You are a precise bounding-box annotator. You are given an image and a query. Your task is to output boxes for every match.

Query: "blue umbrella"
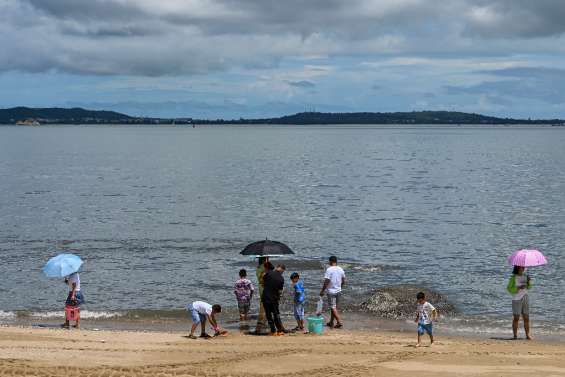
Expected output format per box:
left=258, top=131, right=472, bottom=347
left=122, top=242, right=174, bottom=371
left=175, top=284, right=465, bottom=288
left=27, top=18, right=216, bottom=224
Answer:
left=43, top=253, right=83, bottom=278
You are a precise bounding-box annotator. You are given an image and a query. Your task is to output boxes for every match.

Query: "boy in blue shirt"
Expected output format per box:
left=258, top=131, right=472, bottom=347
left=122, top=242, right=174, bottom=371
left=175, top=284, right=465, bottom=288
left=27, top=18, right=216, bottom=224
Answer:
left=290, top=272, right=307, bottom=333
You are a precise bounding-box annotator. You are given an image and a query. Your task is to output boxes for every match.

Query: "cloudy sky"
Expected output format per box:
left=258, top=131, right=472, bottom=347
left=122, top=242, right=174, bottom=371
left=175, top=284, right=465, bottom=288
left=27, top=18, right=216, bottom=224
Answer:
left=1, top=0, right=565, bottom=119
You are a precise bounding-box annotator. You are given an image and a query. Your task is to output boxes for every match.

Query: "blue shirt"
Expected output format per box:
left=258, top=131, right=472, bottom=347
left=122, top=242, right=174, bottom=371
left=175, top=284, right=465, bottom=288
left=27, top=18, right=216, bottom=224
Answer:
left=293, top=280, right=305, bottom=304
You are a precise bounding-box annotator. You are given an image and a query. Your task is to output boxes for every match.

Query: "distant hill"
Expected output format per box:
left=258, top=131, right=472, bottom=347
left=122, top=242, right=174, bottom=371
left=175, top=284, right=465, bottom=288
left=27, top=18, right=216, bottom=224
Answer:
left=233, top=111, right=564, bottom=125
left=0, top=107, right=133, bottom=124
left=1, top=107, right=563, bottom=125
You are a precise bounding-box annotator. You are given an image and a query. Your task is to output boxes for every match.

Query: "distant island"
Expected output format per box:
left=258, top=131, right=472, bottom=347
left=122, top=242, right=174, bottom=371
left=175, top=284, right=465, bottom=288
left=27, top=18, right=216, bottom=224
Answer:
left=1, top=106, right=564, bottom=125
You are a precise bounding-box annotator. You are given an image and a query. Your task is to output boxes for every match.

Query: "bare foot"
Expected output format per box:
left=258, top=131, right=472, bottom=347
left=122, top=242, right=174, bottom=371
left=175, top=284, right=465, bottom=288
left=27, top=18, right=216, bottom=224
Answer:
left=415, top=343, right=421, bottom=348
left=526, top=335, right=533, bottom=340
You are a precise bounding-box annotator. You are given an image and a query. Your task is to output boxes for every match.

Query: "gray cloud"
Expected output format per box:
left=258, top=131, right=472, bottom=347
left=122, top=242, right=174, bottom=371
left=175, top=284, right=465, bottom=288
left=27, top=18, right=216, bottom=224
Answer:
left=464, top=0, right=565, bottom=38
left=445, top=67, right=565, bottom=104
left=1, top=1, right=565, bottom=76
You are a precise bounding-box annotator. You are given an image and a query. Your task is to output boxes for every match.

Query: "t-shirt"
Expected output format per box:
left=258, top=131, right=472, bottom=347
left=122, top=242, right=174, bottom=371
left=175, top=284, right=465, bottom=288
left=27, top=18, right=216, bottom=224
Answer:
left=293, top=280, right=305, bottom=304
left=192, top=301, right=213, bottom=316
left=262, top=270, right=284, bottom=304
left=513, top=274, right=528, bottom=301
left=234, top=278, right=255, bottom=302
left=67, top=273, right=80, bottom=291
left=324, top=266, right=345, bottom=294
left=417, top=301, right=436, bottom=325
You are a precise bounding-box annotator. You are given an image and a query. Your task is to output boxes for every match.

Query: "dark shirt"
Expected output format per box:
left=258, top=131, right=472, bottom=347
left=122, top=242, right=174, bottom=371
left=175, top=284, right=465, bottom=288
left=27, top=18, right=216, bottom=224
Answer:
left=262, top=270, right=284, bottom=304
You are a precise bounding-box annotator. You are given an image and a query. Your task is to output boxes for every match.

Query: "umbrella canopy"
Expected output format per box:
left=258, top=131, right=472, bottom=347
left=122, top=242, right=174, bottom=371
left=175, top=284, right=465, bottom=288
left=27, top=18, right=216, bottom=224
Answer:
left=43, top=253, right=83, bottom=278
left=240, top=239, right=294, bottom=257
left=507, top=249, right=547, bottom=267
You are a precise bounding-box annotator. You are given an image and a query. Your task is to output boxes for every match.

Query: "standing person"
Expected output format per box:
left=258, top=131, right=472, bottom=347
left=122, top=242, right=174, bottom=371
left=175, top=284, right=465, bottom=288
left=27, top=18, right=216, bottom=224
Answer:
left=415, top=292, right=438, bottom=347
left=63, top=272, right=84, bottom=329
left=319, top=256, right=345, bottom=328
left=187, top=301, right=223, bottom=339
left=234, top=269, right=255, bottom=321
left=507, top=266, right=532, bottom=340
left=290, top=272, right=307, bottom=333
left=255, top=257, right=269, bottom=333
left=262, top=264, right=287, bottom=336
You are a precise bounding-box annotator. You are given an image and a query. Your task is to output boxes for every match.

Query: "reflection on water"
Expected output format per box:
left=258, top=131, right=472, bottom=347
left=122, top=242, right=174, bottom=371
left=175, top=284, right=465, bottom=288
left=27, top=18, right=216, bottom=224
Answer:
left=0, top=124, right=564, bottom=331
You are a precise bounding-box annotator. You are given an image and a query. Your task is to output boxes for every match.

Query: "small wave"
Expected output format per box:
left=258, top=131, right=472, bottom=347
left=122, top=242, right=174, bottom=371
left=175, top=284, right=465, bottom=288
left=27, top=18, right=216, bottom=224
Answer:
left=27, top=310, right=124, bottom=319
left=0, top=310, right=16, bottom=319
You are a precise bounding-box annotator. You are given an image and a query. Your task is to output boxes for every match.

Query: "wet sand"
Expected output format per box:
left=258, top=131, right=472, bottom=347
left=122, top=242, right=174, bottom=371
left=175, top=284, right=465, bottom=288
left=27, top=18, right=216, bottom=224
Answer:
left=1, top=325, right=565, bottom=376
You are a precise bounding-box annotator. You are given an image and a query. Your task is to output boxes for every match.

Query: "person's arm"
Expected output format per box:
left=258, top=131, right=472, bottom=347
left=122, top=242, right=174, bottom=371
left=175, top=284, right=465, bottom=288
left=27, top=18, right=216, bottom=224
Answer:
left=526, top=275, right=532, bottom=290
left=208, top=314, right=219, bottom=332
left=414, top=310, right=420, bottom=323
left=507, top=276, right=519, bottom=295
left=320, top=278, right=330, bottom=297
left=70, top=282, right=77, bottom=299
left=341, top=275, right=346, bottom=288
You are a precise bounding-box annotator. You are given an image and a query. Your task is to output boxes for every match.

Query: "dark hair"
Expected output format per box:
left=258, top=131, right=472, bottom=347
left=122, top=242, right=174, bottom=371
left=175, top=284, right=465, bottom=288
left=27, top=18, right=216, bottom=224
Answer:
left=277, top=264, right=286, bottom=271
left=266, top=262, right=274, bottom=271
left=290, top=272, right=299, bottom=280
left=329, top=255, right=337, bottom=264
left=239, top=269, right=247, bottom=278
left=258, top=257, right=266, bottom=266
left=512, top=265, right=523, bottom=275
left=212, top=304, right=222, bottom=313
left=416, top=292, right=425, bottom=300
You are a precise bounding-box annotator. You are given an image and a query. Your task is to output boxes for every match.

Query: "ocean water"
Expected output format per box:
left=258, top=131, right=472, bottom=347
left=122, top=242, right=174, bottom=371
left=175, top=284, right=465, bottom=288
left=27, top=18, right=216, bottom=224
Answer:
left=0, top=124, right=564, bottom=335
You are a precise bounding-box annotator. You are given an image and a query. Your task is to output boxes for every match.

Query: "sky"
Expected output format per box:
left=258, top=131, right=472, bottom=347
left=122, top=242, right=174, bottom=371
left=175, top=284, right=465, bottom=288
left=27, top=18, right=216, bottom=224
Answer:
left=1, top=0, right=565, bottom=119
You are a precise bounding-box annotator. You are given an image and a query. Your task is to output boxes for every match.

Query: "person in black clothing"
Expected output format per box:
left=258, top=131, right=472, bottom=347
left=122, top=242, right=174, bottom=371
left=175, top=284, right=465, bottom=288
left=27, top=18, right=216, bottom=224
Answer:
left=262, top=264, right=287, bottom=336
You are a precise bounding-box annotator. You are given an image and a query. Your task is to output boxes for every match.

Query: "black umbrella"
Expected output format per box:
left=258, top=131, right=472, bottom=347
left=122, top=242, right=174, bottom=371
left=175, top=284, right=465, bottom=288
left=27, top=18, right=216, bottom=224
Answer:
left=240, top=239, right=294, bottom=257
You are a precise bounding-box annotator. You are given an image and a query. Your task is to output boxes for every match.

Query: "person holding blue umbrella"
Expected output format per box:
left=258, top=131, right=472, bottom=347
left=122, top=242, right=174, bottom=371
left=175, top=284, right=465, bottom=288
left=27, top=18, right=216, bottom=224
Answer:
left=43, top=253, right=85, bottom=329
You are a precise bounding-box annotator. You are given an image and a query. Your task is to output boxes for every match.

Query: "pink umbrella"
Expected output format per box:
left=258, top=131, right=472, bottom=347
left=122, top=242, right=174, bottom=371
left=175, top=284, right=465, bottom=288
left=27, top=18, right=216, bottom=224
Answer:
left=507, top=249, right=548, bottom=267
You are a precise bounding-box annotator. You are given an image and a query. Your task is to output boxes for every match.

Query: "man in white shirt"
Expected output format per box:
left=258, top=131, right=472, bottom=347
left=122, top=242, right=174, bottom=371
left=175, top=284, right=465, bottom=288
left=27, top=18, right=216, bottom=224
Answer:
left=319, top=256, right=345, bottom=328
left=187, top=301, right=224, bottom=339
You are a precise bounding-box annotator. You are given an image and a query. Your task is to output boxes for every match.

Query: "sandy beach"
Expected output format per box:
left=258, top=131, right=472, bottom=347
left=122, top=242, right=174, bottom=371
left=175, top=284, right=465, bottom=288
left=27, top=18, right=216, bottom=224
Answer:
left=1, top=326, right=564, bottom=376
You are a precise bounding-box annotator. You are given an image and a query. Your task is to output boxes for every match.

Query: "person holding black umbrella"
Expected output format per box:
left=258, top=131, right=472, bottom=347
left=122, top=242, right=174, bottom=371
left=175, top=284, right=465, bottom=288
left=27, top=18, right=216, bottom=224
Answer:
left=262, top=264, right=287, bottom=336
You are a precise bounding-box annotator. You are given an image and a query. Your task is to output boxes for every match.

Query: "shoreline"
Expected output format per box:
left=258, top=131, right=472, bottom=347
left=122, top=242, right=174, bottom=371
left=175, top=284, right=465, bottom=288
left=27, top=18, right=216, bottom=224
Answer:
left=2, top=309, right=564, bottom=344
left=1, top=325, right=565, bottom=376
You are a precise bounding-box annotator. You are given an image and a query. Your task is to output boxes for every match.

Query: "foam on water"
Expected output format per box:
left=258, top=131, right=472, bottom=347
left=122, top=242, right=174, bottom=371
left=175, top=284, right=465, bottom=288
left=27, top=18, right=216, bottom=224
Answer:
left=21, top=310, right=124, bottom=320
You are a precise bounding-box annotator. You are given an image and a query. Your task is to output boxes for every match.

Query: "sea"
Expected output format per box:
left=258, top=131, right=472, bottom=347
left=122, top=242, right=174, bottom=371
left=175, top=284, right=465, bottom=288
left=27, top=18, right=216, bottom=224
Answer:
left=0, top=124, right=564, bottom=338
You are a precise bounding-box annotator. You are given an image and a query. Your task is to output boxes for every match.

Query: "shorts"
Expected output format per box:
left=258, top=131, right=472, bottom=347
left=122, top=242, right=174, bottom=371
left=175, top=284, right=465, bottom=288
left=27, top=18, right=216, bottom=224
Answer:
left=327, top=292, right=340, bottom=309
left=417, top=323, right=433, bottom=336
left=188, top=306, right=206, bottom=324
left=512, top=296, right=529, bottom=316
left=237, top=300, right=250, bottom=315
left=294, top=302, right=305, bottom=320
left=65, top=291, right=84, bottom=307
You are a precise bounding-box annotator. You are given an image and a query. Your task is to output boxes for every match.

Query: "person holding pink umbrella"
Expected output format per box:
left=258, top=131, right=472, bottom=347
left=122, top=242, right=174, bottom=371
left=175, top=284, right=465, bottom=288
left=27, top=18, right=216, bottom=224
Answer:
left=507, top=249, right=548, bottom=340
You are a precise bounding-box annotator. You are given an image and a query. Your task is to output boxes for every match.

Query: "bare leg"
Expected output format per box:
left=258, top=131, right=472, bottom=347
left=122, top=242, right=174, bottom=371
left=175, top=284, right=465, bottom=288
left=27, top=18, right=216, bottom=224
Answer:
left=200, top=318, right=207, bottom=336
left=331, top=308, right=342, bottom=325
left=74, top=313, right=80, bottom=329
left=512, top=315, right=520, bottom=339
left=429, top=334, right=434, bottom=345
left=524, top=315, right=532, bottom=340
left=190, top=323, right=197, bottom=336
left=416, top=333, right=422, bottom=347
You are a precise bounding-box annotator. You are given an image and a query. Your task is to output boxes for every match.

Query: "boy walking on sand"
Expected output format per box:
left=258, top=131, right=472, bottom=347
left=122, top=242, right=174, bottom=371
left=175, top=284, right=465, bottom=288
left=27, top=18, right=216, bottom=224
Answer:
left=290, top=272, right=307, bottom=333
left=415, top=292, right=438, bottom=347
left=234, top=269, right=255, bottom=321
left=187, top=301, right=223, bottom=339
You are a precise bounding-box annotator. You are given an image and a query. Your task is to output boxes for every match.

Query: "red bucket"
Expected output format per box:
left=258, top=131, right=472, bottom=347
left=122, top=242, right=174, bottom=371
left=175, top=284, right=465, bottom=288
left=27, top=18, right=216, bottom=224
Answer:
left=65, top=305, right=80, bottom=321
